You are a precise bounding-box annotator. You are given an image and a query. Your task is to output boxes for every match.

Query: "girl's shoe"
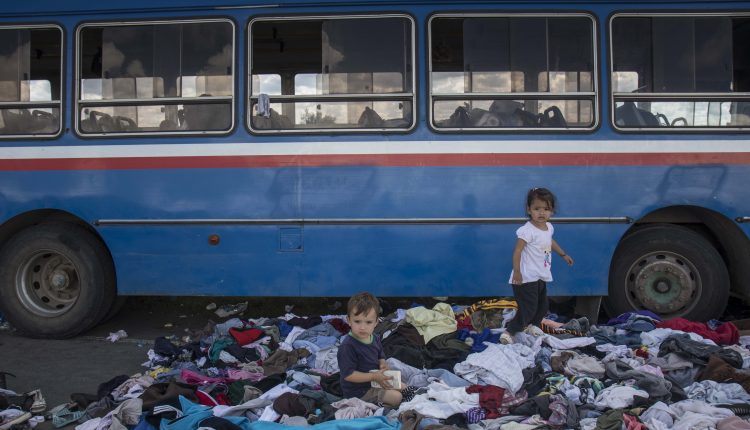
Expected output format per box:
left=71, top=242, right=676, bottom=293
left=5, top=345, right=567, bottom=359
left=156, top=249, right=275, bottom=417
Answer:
left=524, top=325, right=545, bottom=337
left=500, top=332, right=514, bottom=344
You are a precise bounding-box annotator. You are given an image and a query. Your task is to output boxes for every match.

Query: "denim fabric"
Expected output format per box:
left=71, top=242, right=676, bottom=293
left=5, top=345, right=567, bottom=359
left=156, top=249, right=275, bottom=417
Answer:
left=535, top=347, right=553, bottom=373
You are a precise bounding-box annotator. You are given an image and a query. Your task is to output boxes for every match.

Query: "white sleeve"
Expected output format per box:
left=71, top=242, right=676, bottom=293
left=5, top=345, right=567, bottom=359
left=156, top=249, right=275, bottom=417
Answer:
left=516, top=224, right=533, bottom=243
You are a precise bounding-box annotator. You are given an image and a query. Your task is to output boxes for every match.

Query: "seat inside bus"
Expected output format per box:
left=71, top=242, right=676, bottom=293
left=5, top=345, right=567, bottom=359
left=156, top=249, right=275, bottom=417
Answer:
left=615, top=101, right=660, bottom=127
left=0, top=109, right=58, bottom=134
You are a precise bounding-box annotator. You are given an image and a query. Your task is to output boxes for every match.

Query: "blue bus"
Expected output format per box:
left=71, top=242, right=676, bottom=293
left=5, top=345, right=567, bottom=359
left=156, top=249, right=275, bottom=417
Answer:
left=0, top=0, right=749, bottom=338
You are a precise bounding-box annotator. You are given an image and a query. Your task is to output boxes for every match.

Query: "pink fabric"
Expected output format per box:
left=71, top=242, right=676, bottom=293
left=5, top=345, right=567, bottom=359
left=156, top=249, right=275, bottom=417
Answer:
left=623, top=413, right=647, bottom=430
left=180, top=369, right=229, bottom=386
left=226, top=369, right=264, bottom=382
left=656, top=318, right=739, bottom=345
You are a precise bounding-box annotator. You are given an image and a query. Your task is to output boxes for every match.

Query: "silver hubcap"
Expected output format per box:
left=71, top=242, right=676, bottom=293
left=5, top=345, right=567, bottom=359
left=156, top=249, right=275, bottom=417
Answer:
left=16, top=250, right=80, bottom=316
left=624, top=251, right=699, bottom=316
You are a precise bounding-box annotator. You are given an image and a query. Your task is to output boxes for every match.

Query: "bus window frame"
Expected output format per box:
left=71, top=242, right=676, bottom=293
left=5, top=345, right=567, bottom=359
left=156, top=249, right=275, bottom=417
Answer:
left=246, top=13, right=418, bottom=135
left=74, top=17, right=236, bottom=138
left=0, top=23, right=64, bottom=140
left=609, top=11, right=750, bottom=133
left=427, top=12, right=600, bottom=133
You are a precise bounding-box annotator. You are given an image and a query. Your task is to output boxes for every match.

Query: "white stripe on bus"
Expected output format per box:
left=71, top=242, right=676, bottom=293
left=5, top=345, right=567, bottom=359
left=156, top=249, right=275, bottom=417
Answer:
left=0, top=140, right=748, bottom=159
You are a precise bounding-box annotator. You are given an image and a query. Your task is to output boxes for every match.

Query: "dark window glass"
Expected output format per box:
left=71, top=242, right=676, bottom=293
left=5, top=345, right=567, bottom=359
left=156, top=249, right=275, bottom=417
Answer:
left=612, top=15, right=750, bottom=129
left=0, top=27, right=61, bottom=136
left=78, top=21, right=233, bottom=134
left=249, top=16, right=414, bottom=131
left=430, top=16, right=595, bottom=130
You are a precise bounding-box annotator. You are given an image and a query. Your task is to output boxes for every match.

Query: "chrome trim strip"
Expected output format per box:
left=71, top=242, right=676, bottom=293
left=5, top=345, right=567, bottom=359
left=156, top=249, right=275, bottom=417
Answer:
left=0, top=101, right=61, bottom=108
left=75, top=18, right=236, bottom=138
left=247, top=14, right=417, bottom=135
left=613, top=93, right=750, bottom=101
left=433, top=92, right=596, bottom=99
left=96, top=217, right=632, bottom=226
left=736, top=217, right=750, bottom=223
left=427, top=12, right=599, bottom=133
left=249, top=94, right=413, bottom=101
left=79, top=96, right=231, bottom=106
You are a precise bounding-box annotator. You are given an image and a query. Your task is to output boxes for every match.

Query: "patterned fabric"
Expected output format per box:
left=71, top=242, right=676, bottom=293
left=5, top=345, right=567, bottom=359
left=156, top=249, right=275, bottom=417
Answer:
left=462, top=299, right=517, bottom=317
left=497, top=389, right=528, bottom=416
left=401, top=386, right=418, bottom=403
left=541, top=322, right=585, bottom=337
left=465, top=407, right=486, bottom=424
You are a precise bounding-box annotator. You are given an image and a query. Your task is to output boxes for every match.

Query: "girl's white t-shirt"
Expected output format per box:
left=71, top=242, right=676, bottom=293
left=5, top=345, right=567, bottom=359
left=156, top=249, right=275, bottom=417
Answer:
left=508, top=221, right=554, bottom=283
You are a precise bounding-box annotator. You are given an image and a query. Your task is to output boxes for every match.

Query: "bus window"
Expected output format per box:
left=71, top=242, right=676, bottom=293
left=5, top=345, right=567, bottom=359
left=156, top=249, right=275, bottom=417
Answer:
left=248, top=15, right=415, bottom=133
left=77, top=19, right=234, bottom=135
left=429, top=15, right=596, bottom=131
left=0, top=26, right=62, bottom=137
left=611, top=14, right=750, bottom=130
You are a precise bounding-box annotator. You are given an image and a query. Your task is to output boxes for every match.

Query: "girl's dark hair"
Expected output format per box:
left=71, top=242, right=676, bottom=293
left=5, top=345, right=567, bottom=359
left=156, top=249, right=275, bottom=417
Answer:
left=526, top=187, right=557, bottom=212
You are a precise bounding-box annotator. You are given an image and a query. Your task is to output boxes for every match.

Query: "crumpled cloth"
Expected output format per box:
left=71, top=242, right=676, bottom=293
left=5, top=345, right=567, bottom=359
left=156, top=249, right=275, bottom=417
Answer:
left=406, top=303, right=457, bottom=344
left=453, top=343, right=534, bottom=393
left=331, top=397, right=379, bottom=419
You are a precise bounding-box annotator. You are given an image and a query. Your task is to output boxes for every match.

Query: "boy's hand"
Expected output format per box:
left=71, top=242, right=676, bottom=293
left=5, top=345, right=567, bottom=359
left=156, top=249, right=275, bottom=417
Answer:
left=563, top=255, right=574, bottom=266
left=371, top=369, right=392, bottom=389
left=379, top=362, right=388, bottom=371
left=512, top=273, right=523, bottom=285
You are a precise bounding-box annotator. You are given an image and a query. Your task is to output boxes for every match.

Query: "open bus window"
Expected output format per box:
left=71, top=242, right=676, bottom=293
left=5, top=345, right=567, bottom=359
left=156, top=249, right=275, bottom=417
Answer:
left=0, top=26, right=62, bottom=137
left=248, top=16, right=415, bottom=132
left=77, top=20, right=234, bottom=135
left=612, top=15, right=750, bottom=130
left=429, top=15, right=596, bottom=130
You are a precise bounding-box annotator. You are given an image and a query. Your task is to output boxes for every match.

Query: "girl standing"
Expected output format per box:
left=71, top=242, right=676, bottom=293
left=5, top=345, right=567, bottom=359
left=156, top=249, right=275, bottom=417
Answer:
left=501, top=188, right=574, bottom=344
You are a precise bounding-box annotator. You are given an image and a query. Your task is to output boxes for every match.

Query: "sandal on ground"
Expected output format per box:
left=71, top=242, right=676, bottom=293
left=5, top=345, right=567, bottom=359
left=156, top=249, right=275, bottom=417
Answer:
left=25, top=390, right=46, bottom=414
left=49, top=405, right=84, bottom=429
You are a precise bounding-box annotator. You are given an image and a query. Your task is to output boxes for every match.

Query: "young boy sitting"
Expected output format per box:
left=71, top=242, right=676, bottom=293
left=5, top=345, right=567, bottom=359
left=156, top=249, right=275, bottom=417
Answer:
left=337, top=292, right=403, bottom=407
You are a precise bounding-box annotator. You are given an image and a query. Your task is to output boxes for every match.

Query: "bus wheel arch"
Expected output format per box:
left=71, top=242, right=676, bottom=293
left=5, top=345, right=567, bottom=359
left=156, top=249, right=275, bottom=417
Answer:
left=631, top=206, right=750, bottom=302
left=605, top=206, right=742, bottom=321
left=0, top=213, right=117, bottom=338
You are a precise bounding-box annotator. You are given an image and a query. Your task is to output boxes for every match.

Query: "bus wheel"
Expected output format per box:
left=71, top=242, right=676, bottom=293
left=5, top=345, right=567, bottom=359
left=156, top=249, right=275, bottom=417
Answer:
left=0, top=223, right=115, bottom=338
left=605, top=224, right=729, bottom=321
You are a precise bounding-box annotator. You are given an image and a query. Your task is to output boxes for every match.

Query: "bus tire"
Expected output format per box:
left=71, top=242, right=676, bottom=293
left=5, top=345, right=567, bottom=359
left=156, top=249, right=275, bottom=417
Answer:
left=0, top=223, right=116, bottom=338
left=605, top=224, right=729, bottom=321
left=100, top=296, right=127, bottom=324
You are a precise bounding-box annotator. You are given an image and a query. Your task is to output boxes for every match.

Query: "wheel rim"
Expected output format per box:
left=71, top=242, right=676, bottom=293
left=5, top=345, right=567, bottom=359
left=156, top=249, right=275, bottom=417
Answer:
left=624, top=250, right=700, bottom=316
left=15, top=250, right=80, bottom=317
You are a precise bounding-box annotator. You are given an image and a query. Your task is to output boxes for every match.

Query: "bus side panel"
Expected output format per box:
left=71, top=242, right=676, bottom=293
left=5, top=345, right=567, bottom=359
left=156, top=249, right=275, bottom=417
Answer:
left=101, top=225, right=303, bottom=296
left=0, top=162, right=745, bottom=297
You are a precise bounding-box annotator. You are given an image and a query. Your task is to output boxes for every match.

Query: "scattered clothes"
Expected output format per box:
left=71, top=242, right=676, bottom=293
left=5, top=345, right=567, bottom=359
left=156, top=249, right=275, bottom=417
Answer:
left=657, top=318, right=740, bottom=346
left=7, top=298, right=750, bottom=430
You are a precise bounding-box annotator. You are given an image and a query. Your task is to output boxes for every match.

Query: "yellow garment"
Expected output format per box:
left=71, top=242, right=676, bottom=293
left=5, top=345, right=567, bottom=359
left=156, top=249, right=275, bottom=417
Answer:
left=405, top=302, right=457, bottom=344
left=462, top=298, right=517, bottom=317
left=147, top=367, right=170, bottom=379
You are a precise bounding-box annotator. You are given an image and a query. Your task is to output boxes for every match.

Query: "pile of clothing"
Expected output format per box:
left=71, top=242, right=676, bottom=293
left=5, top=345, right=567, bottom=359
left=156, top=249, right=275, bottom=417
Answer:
left=20, top=299, right=750, bottom=430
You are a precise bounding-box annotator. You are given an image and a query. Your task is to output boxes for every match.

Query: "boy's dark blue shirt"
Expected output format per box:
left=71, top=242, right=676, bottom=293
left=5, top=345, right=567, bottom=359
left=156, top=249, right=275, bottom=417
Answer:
left=337, top=334, right=385, bottom=398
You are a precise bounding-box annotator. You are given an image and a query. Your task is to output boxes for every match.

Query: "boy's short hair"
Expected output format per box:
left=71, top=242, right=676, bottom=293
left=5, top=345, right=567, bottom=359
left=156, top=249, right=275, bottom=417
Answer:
left=347, top=292, right=380, bottom=316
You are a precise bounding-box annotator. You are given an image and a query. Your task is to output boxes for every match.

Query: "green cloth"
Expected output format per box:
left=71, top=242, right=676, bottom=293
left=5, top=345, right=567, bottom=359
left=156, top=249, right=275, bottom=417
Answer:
left=405, top=303, right=457, bottom=344
left=595, top=408, right=624, bottom=430
left=209, top=337, right=236, bottom=363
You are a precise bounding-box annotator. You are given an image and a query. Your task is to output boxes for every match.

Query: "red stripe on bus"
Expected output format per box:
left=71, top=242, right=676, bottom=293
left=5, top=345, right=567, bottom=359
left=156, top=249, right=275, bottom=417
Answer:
left=0, top=152, right=749, bottom=170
